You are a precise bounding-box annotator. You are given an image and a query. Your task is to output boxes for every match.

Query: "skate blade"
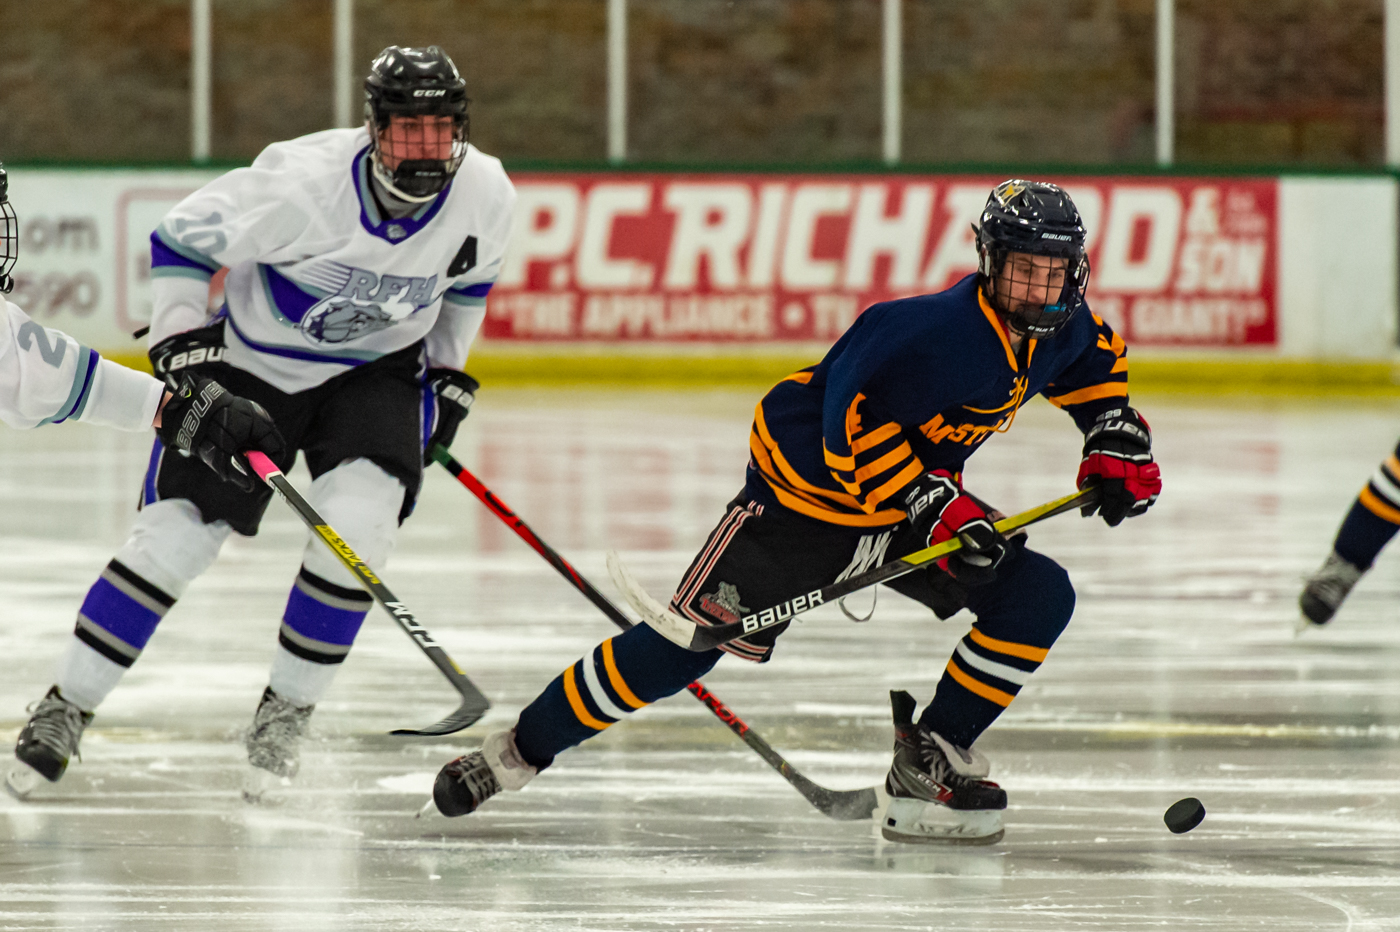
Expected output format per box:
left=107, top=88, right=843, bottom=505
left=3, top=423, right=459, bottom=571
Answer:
left=4, top=761, right=45, bottom=800
left=240, top=765, right=291, bottom=804
left=1294, top=613, right=1325, bottom=637
left=414, top=795, right=437, bottom=819
left=880, top=798, right=1004, bottom=846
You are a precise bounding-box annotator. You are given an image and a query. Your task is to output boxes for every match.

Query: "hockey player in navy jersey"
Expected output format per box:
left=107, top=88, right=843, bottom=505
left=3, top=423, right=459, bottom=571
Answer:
left=429, top=180, right=1161, bottom=843
left=1300, top=446, right=1400, bottom=628
left=8, top=46, right=515, bottom=799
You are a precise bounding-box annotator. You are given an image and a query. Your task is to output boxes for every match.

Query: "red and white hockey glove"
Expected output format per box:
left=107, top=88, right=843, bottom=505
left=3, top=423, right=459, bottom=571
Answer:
left=1077, top=406, right=1162, bottom=527
left=903, top=470, right=1009, bottom=587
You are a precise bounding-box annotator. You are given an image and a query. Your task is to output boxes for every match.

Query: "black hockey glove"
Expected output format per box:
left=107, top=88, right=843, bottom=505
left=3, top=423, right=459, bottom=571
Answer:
left=1077, top=406, right=1163, bottom=527
left=903, top=470, right=1009, bottom=587
left=157, top=374, right=287, bottom=494
left=149, top=321, right=228, bottom=382
left=424, top=368, right=479, bottom=463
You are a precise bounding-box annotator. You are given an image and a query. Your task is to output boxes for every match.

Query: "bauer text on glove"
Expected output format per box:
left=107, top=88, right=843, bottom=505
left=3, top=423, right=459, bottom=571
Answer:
left=157, top=374, right=287, bottom=493
left=1076, top=406, right=1161, bottom=527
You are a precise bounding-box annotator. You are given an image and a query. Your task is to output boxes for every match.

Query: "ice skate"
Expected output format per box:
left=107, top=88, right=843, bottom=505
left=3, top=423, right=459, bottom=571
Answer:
left=244, top=687, right=314, bottom=781
left=430, top=729, right=537, bottom=817
left=880, top=690, right=1005, bottom=845
left=1299, top=552, right=1365, bottom=632
left=6, top=686, right=94, bottom=799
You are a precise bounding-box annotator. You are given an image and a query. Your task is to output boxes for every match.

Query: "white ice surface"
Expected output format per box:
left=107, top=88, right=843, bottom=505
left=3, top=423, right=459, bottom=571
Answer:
left=3, top=389, right=1400, bottom=929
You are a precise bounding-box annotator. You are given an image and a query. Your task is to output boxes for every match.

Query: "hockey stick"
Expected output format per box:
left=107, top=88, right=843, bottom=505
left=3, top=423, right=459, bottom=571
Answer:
left=246, top=451, right=490, bottom=737
left=429, top=444, right=880, bottom=821
left=611, top=486, right=1099, bottom=653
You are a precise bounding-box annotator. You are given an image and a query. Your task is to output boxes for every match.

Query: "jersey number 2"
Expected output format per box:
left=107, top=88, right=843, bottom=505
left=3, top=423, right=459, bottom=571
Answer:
left=448, top=235, right=477, bottom=276
left=17, top=321, right=67, bottom=369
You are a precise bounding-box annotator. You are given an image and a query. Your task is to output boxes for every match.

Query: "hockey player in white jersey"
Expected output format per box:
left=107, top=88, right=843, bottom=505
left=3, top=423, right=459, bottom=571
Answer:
left=9, top=45, right=515, bottom=798
left=0, top=161, right=281, bottom=455
left=1, top=160, right=286, bottom=798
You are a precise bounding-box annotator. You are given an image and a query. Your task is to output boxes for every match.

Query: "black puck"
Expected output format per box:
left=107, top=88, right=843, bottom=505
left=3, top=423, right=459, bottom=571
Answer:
left=1164, top=797, right=1205, bottom=834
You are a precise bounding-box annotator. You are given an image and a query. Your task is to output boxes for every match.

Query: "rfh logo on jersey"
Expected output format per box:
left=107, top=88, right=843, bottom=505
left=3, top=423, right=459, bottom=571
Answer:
left=301, top=268, right=438, bottom=345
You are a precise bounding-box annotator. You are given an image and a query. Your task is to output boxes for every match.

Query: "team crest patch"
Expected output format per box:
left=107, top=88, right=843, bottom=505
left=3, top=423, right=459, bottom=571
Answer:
left=698, top=582, right=747, bottom=626
left=386, top=223, right=407, bottom=240
left=297, top=266, right=438, bottom=345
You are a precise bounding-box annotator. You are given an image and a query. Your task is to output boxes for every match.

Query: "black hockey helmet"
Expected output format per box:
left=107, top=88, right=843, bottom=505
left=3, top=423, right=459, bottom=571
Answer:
left=974, top=179, right=1090, bottom=339
left=0, top=163, right=16, bottom=294
left=364, top=46, right=470, bottom=202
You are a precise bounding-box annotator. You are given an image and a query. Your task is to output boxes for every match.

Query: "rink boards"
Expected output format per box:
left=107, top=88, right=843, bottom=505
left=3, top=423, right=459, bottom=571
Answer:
left=5, top=167, right=1397, bottom=386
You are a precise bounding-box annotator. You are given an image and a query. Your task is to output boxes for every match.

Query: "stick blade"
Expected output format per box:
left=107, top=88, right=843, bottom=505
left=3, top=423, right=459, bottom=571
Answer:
left=606, top=551, right=698, bottom=649
left=815, top=785, right=882, bottom=821
left=389, top=696, right=490, bottom=737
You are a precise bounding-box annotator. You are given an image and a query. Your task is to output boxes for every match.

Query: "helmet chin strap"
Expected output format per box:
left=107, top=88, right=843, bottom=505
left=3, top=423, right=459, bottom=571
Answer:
left=369, top=153, right=441, bottom=205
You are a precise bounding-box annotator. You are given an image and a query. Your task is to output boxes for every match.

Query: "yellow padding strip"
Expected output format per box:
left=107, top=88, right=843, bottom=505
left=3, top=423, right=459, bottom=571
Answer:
left=969, top=627, right=1049, bottom=663
left=945, top=658, right=1014, bottom=707
left=1360, top=486, right=1400, bottom=525
left=601, top=638, right=646, bottom=710
left=87, top=351, right=1400, bottom=394
left=563, top=664, right=612, bottom=731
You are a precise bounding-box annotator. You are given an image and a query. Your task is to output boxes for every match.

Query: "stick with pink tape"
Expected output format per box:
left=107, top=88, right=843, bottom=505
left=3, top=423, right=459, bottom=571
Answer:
left=245, top=451, right=490, bottom=736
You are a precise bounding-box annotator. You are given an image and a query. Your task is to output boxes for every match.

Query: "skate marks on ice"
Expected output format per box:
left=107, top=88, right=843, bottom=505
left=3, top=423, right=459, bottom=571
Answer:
left=5, top=395, right=1400, bottom=927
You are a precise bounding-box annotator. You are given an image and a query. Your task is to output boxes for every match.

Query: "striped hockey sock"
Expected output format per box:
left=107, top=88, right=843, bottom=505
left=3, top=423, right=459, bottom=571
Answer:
left=56, top=560, right=176, bottom=711
left=923, top=627, right=1050, bottom=749
left=268, top=567, right=372, bottom=706
left=514, top=624, right=721, bottom=770
left=1333, top=447, right=1400, bottom=570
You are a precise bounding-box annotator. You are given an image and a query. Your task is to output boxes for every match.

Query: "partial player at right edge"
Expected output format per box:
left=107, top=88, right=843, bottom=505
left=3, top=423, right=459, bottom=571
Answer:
left=1300, top=442, right=1400, bottom=629
left=425, top=180, right=1162, bottom=844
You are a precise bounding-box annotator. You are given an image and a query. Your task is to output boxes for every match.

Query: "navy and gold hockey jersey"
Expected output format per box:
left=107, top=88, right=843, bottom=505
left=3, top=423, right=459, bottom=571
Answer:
left=745, top=274, right=1129, bottom=527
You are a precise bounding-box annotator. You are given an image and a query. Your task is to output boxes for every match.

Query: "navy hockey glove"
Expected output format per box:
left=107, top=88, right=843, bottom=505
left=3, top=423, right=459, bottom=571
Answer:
left=903, top=470, right=1009, bottom=587
left=1077, top=406, right=1162, bottom=527
left=424, top=368, right=479, bottom=463
left=157, top=374, right=287, bottom=494
left=148, top=321, right=228, bottom=382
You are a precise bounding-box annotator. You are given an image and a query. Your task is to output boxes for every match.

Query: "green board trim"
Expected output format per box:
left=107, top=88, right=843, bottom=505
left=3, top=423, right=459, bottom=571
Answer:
left=6, top=157, right=1398, bottom=182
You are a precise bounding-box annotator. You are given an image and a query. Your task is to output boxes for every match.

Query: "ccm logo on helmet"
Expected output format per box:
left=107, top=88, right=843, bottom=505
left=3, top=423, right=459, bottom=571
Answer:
left=413, top=89, right=446, bottom=97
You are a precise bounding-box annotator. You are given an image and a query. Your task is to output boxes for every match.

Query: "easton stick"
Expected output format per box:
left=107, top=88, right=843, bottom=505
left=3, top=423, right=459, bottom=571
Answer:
left=429, top=444, right=879, bottom=820
left=247, top=451, right=490, bottom=736
left=611, top=486, right=1099, bottom=653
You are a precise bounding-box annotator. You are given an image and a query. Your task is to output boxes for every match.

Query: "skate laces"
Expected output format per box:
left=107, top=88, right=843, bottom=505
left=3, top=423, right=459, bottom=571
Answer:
left=249, top=693, right=312, bottom=746
left=914, top=730, right=977, bottom=787
left=446, top=753, right=500, bottom=800
left=23, top=693, right=88, bottom=761
left=1307, top=555, right=1363, bottom=607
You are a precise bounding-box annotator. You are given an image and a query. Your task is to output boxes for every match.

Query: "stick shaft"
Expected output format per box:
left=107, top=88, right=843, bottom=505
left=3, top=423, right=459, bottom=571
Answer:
left=430, top=445, right=877, bottom=819
left=247, top=451, right=489, bottom=731
left=686, top=486, right=1098, bottom=651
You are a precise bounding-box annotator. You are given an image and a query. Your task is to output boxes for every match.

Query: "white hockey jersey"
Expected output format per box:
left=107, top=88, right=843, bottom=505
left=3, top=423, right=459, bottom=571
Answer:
left=0, top=298, right=164, bottom=431
left=150, top=128, right=516, bottom=393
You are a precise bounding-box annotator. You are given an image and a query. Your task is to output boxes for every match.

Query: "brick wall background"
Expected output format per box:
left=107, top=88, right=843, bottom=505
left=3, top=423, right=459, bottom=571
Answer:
left=0, top=0, right=1384, bottom=167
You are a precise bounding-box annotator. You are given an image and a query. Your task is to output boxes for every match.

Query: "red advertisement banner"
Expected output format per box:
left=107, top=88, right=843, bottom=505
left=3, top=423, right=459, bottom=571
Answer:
left=488, top=174, right=1277, bottom=347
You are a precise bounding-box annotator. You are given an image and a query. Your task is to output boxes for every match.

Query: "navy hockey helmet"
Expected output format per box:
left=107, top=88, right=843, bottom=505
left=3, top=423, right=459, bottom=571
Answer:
left=974, top=179, right=1090, bottom=339
left=0, top=163, right=16, bottom=294
left=364, top=46, right=470, bottom=202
